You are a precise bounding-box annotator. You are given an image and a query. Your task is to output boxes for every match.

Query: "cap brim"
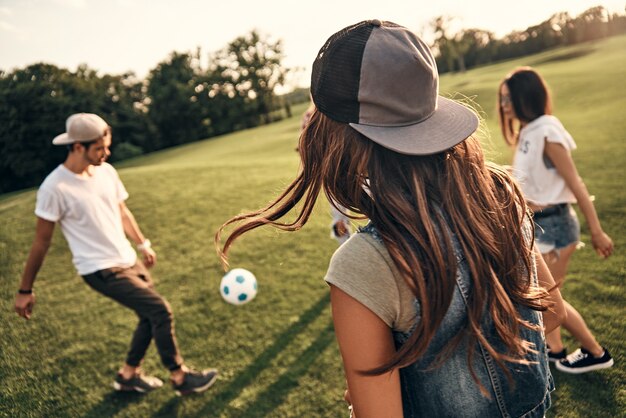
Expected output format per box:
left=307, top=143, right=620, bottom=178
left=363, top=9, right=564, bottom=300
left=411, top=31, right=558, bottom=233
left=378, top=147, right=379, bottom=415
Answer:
left=349, top=97, right=479, bottom=155
left=52, top=133, right=74, bottom=145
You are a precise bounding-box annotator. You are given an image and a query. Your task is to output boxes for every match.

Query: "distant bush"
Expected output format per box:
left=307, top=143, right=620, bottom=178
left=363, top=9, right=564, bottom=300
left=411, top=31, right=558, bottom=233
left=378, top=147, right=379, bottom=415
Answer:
left=111, top=142, right=143, bottom=162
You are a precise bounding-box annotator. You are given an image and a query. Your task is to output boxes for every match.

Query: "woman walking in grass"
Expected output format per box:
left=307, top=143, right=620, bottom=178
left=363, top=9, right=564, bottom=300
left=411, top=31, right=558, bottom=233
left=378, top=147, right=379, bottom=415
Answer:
left=498, top=66, right=614, bottom=374
left=218, top=20, right=565, bottom=417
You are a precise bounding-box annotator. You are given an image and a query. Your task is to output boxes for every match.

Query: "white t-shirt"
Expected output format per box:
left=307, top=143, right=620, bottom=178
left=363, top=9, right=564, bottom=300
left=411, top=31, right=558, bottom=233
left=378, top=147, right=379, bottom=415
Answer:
left=512, top=115, right=577, bottom=206
left=35, top=163, right=137, bottom=275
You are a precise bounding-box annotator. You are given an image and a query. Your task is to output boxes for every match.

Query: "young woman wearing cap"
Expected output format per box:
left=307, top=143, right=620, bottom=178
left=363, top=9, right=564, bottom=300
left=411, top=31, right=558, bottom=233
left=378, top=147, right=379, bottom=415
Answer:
left=498, top=67, right=614, bottom=375
left=218, top=21, right=565, bottom=417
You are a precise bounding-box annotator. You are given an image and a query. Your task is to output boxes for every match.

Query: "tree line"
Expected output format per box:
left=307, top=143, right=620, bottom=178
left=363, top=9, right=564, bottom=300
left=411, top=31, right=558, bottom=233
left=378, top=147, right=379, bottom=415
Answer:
left=1, top=5, right=625, bottom=194
left=432, top=5, right=626, bottom=73
left=0, top=30, right=298, bottom=194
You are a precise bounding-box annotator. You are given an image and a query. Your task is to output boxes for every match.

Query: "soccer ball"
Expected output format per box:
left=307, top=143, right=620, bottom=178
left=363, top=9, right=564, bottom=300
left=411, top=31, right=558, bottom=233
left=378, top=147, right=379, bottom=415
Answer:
left=220, top=268, right=258, bottom=305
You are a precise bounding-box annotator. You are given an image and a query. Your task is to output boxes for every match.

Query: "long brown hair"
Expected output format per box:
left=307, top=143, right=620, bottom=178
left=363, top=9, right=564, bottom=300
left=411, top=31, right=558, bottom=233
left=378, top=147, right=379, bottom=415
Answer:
left=216, top=109, right=547, bottom=388
left=498, top=66, right=552, bottom=146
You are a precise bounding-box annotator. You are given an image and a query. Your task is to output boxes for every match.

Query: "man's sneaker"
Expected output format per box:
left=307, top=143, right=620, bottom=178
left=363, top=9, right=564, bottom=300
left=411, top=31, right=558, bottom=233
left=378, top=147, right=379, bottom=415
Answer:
left=555, top=347, right=614, bottom=374
left=172, top=369, right=218, bottom=396
left=113, top=372, right=164, bottom=393
left=547, top=347, right=567, bottom=363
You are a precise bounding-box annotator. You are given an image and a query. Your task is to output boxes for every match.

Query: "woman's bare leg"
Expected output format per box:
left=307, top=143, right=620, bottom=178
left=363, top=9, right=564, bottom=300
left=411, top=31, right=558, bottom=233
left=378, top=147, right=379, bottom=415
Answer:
left=543, top=243, right=603, bottom=356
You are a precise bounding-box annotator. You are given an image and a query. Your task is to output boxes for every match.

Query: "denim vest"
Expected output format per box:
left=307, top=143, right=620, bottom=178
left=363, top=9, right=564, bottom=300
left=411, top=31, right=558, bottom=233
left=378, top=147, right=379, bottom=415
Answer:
left=360, top=223, right=554, bottom=418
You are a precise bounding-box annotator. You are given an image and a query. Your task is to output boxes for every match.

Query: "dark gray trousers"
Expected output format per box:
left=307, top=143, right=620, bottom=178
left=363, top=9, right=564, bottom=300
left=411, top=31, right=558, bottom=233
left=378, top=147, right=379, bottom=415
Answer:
left=82, top=261, right=183, bottom=371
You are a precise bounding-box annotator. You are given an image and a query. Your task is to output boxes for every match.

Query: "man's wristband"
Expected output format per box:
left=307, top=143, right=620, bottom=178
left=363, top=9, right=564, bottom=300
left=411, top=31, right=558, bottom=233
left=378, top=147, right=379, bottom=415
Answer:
left=17, top=289, right=33, bottom=294
left=137, top=239, right=151, bottom=251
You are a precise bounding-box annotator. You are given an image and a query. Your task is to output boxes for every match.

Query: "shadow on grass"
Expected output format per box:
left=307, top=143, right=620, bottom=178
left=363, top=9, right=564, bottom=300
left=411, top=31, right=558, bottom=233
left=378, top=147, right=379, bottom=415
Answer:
left=179, top=292, right=331, bottom=418
left=83, top=390, right=145, bottom=418
left=153, top=395, right=182, bottom=417
left=548, top=364, right=620, bottom=418
left=234, top=321, right=336, bottom=417
left=80, top=293, right=331, bottom=418
left=531, top=46, right=596, bottom=66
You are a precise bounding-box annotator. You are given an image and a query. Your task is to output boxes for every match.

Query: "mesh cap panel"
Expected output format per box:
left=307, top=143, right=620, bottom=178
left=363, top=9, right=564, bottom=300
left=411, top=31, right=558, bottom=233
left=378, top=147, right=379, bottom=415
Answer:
left=311, top=21, right=374, bottom=123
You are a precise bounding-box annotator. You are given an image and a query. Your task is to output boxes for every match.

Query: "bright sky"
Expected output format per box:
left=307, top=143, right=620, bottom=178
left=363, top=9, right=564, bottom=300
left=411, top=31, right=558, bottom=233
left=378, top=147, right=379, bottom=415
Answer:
left=0, top=0, right=623, bottom=89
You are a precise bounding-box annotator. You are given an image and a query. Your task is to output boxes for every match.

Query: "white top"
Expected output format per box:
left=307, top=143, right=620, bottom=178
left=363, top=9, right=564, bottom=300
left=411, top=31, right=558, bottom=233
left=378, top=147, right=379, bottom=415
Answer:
left=35, top=163, right=137, bottom=275
left=512, top=115, right=577, bottom=206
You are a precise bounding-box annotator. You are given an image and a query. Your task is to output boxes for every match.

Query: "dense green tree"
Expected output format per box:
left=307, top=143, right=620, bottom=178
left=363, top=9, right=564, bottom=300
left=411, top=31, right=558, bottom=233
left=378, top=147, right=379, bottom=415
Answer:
left=97, top=72, right=155, bottom=156
left=0, top=64, right=97, bottom=192
left=568, top=6, right=610, bottom=43
left=608, top=8, right=626, bottom=35
left=0, top=64, right=151, bottom=192
left=0, top=30, right=293, bottom=194
left=449, top=29, right=496, bottom=70
left=431, top=16, right=457, bottom=73
left=211, top=30, right=288, bottom=125
left=146, top=52, right=207, bottom=148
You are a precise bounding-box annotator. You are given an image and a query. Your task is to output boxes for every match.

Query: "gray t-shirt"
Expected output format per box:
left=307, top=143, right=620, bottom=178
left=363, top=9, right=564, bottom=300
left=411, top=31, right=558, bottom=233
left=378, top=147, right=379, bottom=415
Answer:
left=324, top=217, right=535, bottom=334
left=324, top=231, right=417, bottom=333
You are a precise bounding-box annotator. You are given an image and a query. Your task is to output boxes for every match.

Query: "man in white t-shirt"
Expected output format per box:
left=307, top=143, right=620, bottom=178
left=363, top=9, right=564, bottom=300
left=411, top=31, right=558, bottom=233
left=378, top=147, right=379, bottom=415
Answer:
left=14, top=113, right=217, bottom=396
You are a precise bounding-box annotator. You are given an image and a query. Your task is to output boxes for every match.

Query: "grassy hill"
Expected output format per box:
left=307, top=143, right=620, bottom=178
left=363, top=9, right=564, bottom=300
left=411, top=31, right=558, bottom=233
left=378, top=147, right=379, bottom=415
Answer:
left=1, top=34, right=624, bottom=417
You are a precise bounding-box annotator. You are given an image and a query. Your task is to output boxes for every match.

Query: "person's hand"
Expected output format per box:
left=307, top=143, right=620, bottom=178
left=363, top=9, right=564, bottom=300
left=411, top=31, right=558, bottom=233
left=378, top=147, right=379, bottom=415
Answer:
left=15, top=293, right=36, bottom=320
left=591, top=230, right=613, bottom=259
left=141, top=247, right=157, bottom=268
left=334, top=221, right=350, bottom=238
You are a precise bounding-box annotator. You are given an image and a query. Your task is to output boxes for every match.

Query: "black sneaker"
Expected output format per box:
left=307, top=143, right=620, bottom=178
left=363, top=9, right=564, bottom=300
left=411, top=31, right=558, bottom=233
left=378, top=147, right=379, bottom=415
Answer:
left=547, top=347, right=567, bottom=363
left=113, top=372, right=164, bottom=393
left=172, top=369, right=218, bottom=396
left=555, top=347, right=614, bottom=374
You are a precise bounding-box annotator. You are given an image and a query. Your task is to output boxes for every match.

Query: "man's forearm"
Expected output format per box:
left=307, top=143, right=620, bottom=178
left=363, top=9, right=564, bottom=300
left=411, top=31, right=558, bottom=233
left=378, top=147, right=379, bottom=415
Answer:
left=20, top=217, right=56, bottom=290
left=119, top=203, right=156, bottom=266
left=120, top=205, right=147, bottom=245
left=20, top=241, right=50, bottom=290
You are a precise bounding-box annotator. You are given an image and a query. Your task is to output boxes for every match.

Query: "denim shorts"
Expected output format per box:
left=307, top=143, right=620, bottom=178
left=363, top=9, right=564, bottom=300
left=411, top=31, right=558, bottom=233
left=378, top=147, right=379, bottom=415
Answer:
left=533, top=203, right=580, bottom=254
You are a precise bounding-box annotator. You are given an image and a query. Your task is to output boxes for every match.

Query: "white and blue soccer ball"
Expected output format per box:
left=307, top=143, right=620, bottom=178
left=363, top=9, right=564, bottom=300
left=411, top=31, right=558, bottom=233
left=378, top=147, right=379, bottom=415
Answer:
left=220, top=268, right=258, bottom=305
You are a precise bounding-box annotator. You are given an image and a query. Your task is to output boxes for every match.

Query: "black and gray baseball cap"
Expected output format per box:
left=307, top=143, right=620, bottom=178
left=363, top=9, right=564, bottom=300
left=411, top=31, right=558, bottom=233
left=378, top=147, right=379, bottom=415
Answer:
left=311, top=20, right=478, bottom=155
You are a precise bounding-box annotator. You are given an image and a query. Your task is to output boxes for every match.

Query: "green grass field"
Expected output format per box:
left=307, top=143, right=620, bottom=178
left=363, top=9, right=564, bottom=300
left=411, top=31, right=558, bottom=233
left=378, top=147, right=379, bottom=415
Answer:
left=1, top=35, right=624, bottom=417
